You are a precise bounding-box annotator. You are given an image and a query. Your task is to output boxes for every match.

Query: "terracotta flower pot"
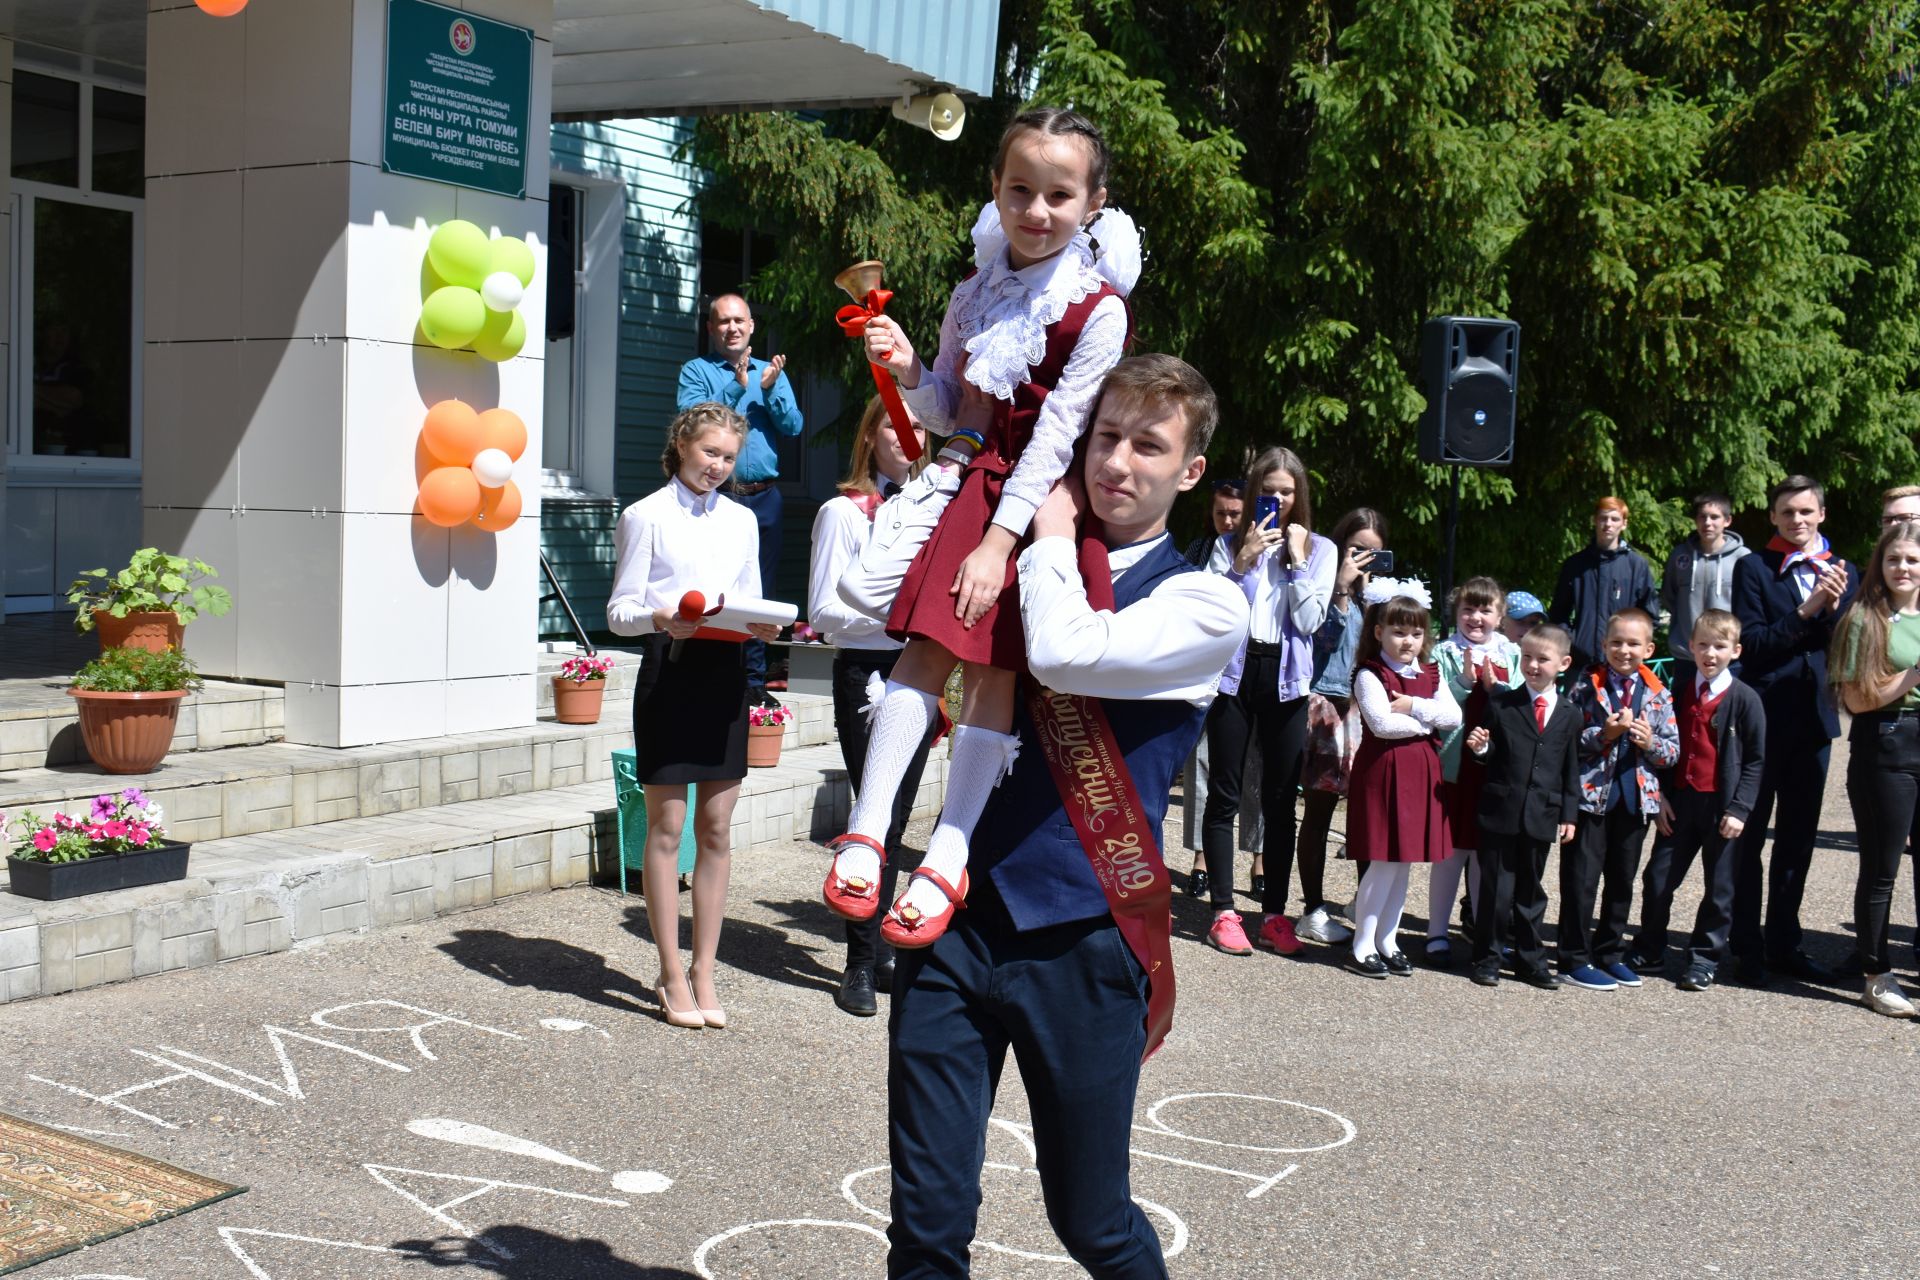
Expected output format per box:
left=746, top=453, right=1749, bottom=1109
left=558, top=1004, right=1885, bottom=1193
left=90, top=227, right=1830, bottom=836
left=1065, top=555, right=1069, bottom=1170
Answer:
left=553, top=676, right=607, bottom=725
left=94, top=609, right=185, bottom=654
left=747, top=723, right=785, bottom=768
left=68, top=689, right=188, bottom=774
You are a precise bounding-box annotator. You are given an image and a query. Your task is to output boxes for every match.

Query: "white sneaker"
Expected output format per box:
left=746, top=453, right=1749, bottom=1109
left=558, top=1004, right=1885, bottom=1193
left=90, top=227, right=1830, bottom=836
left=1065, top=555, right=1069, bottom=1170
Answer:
left=1863, top=973, right=1916, bottom=1018
left=1296, top=906, right=1353, bottom=945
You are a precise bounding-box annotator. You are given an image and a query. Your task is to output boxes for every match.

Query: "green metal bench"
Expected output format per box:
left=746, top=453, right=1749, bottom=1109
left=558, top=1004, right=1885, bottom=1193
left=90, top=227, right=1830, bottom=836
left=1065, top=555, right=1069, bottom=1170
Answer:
left=611, top=748, right=698, bottom=895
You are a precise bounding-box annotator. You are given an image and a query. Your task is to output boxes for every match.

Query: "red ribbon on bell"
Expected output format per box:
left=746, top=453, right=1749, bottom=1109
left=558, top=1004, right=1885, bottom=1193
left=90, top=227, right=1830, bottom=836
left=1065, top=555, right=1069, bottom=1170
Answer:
left=834, top=260, right=923, bottom=464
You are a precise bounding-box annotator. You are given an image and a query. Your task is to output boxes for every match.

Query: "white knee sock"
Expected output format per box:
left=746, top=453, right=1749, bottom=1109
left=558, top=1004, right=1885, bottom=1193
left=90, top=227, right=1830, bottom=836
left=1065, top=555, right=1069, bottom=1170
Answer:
left=896, top=725, right=1019, bottom=919
left=1377, top=864, right=1412, bottom=954
left=835, top=679, right=940, bottom=885
left=1427, top=850, right=1470, bottom=941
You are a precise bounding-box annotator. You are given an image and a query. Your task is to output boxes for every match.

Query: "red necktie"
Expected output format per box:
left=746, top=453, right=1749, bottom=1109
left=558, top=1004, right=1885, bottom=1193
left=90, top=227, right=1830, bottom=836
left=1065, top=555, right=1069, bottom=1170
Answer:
left=1535, top=695, right=1548, bottom=731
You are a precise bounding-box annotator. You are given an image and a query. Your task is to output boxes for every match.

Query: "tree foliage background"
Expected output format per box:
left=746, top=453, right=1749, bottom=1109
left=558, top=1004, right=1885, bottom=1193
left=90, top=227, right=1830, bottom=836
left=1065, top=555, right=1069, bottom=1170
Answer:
left=694, top=0, right=1920, bottom=587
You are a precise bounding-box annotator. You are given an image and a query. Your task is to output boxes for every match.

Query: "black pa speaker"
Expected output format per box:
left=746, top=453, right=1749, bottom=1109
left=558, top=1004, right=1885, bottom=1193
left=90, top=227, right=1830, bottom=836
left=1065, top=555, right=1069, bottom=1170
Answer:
left=1418, top=316, right=1520, bottom=466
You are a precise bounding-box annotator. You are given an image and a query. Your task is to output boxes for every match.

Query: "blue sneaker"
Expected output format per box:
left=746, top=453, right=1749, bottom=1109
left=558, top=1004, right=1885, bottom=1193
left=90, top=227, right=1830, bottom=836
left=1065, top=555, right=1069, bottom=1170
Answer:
left=1603, top=961, right=1641, bottom=987
left=1563, top=964, right=1618, bottom=991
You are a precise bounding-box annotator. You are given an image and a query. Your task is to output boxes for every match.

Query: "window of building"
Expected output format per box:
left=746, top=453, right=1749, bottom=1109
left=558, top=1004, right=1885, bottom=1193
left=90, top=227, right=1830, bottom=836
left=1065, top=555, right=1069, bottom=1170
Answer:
left=7, top=67, right=144, bottom=471
left=542, top=183, right=584, bottom=479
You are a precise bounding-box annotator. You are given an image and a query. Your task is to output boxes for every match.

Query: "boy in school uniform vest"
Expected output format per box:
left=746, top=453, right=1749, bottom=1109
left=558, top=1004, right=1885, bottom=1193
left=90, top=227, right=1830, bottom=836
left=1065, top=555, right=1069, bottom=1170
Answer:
left=1465, top=623, right=1582, bottom=988
left=1629, top=610, right=1766, bottom=990
left=886, top=357, right=1246, bottom=1280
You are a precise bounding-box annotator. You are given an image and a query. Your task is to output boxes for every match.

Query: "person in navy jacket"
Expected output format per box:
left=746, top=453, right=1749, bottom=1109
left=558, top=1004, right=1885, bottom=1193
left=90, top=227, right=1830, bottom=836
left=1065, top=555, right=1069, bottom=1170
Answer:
left=1728, top=475, right=1858, bottom=984
left=886, top=355, right=1247, bottom=1279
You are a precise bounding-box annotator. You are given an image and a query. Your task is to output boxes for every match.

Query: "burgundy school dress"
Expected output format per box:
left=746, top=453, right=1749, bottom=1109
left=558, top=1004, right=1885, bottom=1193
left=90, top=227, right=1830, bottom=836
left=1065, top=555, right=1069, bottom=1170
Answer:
left=885, top=284, right=1123, bottom=671
left=1346, top=660, right=1452, bottom=863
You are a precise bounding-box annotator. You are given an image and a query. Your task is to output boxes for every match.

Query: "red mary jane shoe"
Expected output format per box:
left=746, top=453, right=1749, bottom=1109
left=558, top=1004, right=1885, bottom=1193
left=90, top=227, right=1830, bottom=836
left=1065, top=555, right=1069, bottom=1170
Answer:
left=823, top=833, right=888, bottom=922
left=880, top=868, right=970, bottom=950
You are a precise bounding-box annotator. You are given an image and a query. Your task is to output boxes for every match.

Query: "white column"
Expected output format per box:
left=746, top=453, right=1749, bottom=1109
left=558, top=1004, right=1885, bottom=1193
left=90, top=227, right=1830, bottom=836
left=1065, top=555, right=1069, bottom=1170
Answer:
left=0, top=37, right=12, bottom=627
left=143, top=0, right=553, bottom=746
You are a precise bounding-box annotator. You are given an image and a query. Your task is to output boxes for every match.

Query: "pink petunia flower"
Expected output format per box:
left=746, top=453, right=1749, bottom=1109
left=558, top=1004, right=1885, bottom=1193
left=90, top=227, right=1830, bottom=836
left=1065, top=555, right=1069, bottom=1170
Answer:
left=84, top=824, right=106, bottom=840
left=129, top=826, right=151, bottom=847
left=103, top=821, right=130, bottom=839
left=121, top=787, right=147, bottom=808
left=32, top=829, right=56, bottom=853
left=54, top=812, right=77, bottom=830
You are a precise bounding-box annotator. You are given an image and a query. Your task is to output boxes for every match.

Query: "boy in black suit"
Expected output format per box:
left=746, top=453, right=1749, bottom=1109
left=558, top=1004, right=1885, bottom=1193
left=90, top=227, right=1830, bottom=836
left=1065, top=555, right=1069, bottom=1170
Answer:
left=1728, top=475, right=1857, bottom=984
left=1626, top=609, right=1766, bottom=991
left=1464, top=623, right=1582, bottom=989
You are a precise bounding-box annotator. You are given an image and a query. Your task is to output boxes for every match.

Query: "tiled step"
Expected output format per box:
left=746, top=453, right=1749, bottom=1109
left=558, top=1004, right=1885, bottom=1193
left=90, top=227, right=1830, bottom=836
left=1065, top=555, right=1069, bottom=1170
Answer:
left=0, top=693, right=837, bottom=845
left=0, top=678, right=285, bottom=771
left=0, top=741, right=948, bottom=1003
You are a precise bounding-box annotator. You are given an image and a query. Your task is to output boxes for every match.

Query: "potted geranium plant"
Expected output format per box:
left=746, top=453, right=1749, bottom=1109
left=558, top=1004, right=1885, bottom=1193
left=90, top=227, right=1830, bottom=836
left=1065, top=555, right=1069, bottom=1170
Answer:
left=67, top=548, right=233, bottom=653
left=553, top=653, right=612, bottom=724
left=69, top=646, right=201, bottom=774
left=746, top=702, right=793, bottom=768
left=5, top=790, right=189, bottom=901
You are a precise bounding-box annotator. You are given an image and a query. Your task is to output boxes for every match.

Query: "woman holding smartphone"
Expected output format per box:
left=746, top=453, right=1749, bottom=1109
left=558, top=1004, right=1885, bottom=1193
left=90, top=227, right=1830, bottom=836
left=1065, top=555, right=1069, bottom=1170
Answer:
left=1199, top=446, right=1337, bottom=958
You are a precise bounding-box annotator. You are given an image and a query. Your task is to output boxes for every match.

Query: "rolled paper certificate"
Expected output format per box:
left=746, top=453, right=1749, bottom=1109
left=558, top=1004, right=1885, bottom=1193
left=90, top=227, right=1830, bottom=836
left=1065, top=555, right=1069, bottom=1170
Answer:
left=671, top=590, right=798, bottom=645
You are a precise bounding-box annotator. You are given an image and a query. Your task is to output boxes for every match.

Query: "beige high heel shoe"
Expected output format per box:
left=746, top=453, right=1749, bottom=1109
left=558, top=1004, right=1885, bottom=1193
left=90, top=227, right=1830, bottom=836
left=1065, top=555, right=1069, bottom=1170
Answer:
left=654, top=980, right=705, bottom=1029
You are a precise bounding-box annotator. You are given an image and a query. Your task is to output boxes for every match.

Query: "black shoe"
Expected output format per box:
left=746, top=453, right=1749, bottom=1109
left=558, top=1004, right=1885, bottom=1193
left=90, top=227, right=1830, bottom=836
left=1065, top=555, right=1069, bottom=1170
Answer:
left=1519, top=969, right=1562, bottom=991
left=1345, top=954, right=1391, bottom=979
left=1424, top=938, right=1454, bottom=968
left=835, top=967, right=878, bottom=1017
left=1470, top=964, right=1500, bottom=988
left=872, top=959, right=896, bottom=995
left=1187, top=869, right=1210, bottom=901
left=1624, top=950, right=1666, bottom=975
left=1250, top=874, right=1266, bottom=899
left=1678, top=964, right=1716, bottom=992
left=1381, top=950, right=1414, bottom=977
left=1769, top=950, right=1836, bottom=984
left=1726, top=957, right=1770, bottom=988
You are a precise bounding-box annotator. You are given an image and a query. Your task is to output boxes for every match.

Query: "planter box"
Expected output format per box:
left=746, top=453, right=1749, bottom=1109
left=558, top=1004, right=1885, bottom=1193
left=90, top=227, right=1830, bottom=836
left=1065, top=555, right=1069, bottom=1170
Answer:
left=6, top=841, right=193, bottom=901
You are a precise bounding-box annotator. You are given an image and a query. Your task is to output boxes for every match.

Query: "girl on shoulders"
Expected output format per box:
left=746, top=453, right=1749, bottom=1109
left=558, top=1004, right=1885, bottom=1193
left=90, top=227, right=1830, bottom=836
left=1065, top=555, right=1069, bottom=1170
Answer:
left=1344, top=579, right=1460, bottom=978
left=607, top=402, right=782, bottom=1030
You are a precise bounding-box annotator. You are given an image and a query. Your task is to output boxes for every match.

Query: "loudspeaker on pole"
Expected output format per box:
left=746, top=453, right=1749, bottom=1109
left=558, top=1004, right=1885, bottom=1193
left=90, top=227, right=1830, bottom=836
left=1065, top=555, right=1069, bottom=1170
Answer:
left=1418, top=316, right=1521, bottom=467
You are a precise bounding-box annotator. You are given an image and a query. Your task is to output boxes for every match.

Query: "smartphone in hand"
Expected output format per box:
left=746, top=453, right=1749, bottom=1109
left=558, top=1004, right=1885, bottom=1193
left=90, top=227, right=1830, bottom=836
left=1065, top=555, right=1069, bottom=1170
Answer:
left=1368, top=549, right=1396, bottom=575
left=1253, top=495, right=1282, bottom=528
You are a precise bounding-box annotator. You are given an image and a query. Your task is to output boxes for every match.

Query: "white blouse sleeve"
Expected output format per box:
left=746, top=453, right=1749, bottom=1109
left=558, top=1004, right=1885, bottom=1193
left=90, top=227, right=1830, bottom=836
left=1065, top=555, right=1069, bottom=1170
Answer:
left=807, top=498, right=888, bottom=646
left=993, top=294, right=1129, bottom=537
left=898, top=280, right=971, bottom=434
left=607, top=503, right=657, bottom=637
left=1410, top=677, right=1463, bottom=733
left=1354, top=669, right=1431, bottom=739
left=728, top=502, right=762, bottom=600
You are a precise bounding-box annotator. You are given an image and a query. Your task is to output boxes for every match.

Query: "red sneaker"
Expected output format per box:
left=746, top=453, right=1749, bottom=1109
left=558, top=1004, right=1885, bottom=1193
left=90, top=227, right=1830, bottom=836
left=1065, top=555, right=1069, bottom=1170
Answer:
left=1206, top=911, right=1253, bottom=956
left=880, top=868, right=969, bottom=950
left=822, top=834, right=887, bottom=922
left=1257, top=914, right=1305, bottom=957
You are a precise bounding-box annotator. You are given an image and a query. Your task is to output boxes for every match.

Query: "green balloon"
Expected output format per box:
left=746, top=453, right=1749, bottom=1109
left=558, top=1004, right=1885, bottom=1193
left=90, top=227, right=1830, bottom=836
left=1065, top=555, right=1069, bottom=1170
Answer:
left=471, top=308, right=527, bottom=362
left=421, top=286, right=486, bottom=350
left=427, top=220, right=491, bottom=290
left=490, top=236, right=536, bottom=288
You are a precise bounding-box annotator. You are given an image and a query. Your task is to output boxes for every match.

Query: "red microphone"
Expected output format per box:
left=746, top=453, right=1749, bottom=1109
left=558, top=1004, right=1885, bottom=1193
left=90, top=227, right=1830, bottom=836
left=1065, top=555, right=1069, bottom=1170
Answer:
left=668, top=591, right=706, bottom=661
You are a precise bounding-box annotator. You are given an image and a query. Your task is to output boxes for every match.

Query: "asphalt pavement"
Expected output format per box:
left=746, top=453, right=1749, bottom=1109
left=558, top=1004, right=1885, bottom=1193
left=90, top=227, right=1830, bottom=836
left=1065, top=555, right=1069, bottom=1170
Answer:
left=3, top=744, right=1917, bottom=1279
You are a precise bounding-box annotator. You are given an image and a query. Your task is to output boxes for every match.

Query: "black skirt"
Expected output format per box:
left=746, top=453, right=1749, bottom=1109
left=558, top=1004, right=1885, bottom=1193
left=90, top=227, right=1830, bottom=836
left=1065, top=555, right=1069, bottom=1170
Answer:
left=630, top=634, right=750, bottom=784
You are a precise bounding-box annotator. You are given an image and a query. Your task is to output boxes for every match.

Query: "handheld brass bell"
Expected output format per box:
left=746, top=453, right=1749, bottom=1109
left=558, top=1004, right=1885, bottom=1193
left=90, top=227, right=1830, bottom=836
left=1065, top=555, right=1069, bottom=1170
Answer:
left=835, top=260, right=886, bottom=302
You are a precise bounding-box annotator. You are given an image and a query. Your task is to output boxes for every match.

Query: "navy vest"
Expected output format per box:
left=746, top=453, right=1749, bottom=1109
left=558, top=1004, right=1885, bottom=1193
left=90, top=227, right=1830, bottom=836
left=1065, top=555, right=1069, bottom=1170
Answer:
left=973, top=535, right=1212, bottom=931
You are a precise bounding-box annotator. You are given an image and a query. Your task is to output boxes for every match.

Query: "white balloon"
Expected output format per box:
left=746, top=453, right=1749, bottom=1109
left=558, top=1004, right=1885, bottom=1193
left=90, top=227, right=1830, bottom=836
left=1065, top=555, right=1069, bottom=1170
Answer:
left=481, top=271, right=525, bottom=312
left=471, top=447, right=514, bottom=488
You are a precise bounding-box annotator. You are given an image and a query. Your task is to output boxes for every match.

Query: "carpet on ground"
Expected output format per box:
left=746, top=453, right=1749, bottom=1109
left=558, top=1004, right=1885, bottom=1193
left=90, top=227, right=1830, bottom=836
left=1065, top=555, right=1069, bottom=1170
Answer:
left=0, top=1110, right=243, bottom=1274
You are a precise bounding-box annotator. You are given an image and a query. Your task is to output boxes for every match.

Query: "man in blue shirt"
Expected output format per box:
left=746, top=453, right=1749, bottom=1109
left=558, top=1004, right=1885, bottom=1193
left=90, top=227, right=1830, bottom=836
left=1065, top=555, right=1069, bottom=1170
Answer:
left=677, top=293, right=804, bottom=695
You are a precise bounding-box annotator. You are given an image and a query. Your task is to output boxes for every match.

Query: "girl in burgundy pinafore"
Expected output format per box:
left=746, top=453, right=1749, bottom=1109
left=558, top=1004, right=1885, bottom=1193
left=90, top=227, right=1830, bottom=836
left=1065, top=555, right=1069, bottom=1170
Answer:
left=1344, top=583, right=1461, bottom=977
left=821, top=108, right=1142, bottom=947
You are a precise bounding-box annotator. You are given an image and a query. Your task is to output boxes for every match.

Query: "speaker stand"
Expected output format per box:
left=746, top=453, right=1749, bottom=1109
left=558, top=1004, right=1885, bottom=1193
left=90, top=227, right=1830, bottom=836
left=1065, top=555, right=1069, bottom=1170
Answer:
left=1440, top=464, right=1462, bottom=615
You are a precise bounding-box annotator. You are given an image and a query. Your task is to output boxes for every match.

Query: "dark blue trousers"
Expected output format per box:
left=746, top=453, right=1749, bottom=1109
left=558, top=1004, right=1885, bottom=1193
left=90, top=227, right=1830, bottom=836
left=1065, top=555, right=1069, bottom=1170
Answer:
left=732, top=483, right=783, bottom=687
left=886, top=907, right=1166, bottom=1279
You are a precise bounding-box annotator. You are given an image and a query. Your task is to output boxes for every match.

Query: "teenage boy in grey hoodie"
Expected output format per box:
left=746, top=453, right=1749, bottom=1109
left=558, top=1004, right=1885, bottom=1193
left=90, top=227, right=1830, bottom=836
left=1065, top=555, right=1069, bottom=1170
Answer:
left=1661, top=493, right=1751, bottom=668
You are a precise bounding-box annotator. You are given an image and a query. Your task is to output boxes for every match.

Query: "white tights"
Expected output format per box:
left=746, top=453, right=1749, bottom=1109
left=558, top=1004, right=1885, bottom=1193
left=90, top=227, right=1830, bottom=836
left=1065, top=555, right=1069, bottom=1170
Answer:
left=1426, top=848, right=1480, bottom=942
left=1351, top=862, right=1411, bottom=961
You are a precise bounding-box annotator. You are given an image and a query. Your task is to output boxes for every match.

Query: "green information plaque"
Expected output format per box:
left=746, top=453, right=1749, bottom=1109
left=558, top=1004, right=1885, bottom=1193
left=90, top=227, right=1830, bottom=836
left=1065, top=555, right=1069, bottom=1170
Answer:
left=383, top=0, right=533, bottom=198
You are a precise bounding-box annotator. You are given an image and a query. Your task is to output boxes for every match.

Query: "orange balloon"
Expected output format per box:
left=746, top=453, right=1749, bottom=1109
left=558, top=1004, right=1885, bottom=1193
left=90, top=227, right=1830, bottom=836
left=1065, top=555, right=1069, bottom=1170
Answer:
left=422, top=399, right=484, bottom=466
left=476, top=408, right=528, bottom=462
left=471, top=479, right=524, bottom=530
left=419, top=466, right=483, bottom=527
left=195, top=0, right=249, bottom=14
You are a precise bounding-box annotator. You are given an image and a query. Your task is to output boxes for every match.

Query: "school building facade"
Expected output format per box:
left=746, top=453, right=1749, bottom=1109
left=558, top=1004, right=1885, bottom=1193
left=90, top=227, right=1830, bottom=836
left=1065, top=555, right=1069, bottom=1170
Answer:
left=0, top=0, right=997, bottom=747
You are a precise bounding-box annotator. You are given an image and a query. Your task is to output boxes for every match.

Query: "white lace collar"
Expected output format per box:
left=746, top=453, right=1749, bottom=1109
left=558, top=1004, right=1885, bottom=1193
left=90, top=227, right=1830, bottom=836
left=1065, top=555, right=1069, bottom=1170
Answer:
left=953, top=202, right=1141, bottom=402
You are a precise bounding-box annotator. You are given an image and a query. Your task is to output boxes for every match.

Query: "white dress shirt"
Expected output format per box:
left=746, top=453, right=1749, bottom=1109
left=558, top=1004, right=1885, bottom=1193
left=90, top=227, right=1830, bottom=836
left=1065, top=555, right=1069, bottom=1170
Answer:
left=1017, top=533, right=1248, bottom=705
left=1470, top=684, right=1559, bottom=757
left=1696, top=668, right=1733, bottom=700
left=807, top=480, right=901, bottom=650
left=606, top=477, right=760, bottom=636
left=1353, top=659, right=1463, bottom=739
left=901, top=249, right=1128, bottom=539
left=1211, top=537, right=1337, bottom=644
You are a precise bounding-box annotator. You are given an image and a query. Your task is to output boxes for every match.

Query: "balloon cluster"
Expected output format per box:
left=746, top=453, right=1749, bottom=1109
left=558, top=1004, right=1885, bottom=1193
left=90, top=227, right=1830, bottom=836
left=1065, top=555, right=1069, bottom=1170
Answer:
left=420, top=221, right=536, bottom=363
left=194, top=0, right=249, bottom=14
left=417, top=400, right=528, bottom=530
